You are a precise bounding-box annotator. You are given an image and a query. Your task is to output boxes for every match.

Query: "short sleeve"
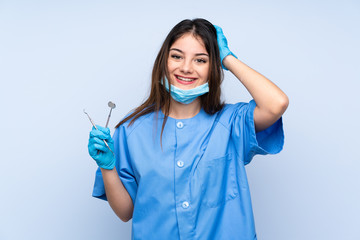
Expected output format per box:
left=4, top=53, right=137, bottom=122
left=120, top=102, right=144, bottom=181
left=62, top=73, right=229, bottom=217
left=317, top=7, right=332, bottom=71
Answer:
left=92, top=125, right=138, bottom=204
left=232, top=99, right=284, bottom=165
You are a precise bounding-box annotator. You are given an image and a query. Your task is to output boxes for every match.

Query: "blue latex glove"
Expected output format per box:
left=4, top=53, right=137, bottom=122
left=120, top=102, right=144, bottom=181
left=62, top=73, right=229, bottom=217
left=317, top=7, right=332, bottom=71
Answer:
left=88, top=125, right=115, bottom=170
left=214, top=25, right=237, bottom=70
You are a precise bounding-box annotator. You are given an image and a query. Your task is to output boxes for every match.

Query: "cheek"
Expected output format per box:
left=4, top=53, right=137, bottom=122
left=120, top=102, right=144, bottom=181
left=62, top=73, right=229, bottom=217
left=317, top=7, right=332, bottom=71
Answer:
left=200, top=65, right=210, bottom=79
left=167, top=60, right=176, bottom=72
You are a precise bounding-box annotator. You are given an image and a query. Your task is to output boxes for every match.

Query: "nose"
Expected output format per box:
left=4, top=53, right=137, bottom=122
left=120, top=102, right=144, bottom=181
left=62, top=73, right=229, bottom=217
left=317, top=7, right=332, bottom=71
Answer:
left=180, top=59, right=193, bottom=74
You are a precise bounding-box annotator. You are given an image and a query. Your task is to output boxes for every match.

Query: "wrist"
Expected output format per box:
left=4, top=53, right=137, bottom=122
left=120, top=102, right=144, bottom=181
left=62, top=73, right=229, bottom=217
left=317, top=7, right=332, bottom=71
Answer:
left=100, top=165, right=116, bottom=172
left=98, top=158, right=115, bottom=170
left=222, top=54, right=237, bottom=71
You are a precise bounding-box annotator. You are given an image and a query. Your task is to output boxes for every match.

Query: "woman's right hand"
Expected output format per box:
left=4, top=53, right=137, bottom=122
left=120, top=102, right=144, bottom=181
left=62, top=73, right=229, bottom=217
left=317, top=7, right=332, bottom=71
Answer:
left=214, top=25, right=237, bottom=70
left=88, top=125, right=115, bottom=170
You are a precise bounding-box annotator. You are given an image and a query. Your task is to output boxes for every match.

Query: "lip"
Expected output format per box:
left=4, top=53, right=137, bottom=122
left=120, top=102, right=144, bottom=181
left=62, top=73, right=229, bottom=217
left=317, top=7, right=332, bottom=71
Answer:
left=174, top=74, right=197, bottom=85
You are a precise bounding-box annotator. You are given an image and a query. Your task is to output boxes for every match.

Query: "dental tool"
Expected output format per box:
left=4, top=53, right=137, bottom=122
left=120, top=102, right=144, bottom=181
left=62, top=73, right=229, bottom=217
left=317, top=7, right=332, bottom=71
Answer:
left=105, top=101, right=116, bottom=128
left=84, top=109, right=114, bottom=155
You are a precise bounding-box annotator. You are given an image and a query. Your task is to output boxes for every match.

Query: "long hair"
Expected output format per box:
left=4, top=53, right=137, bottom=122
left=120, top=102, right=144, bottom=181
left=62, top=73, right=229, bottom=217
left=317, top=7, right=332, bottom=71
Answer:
left=115, top=18, right=224, bottom=147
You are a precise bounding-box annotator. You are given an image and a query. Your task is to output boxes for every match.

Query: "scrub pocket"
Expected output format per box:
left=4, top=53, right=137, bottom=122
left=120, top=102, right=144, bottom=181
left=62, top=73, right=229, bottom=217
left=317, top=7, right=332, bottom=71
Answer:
left=198, top=153, right=238, bottom=208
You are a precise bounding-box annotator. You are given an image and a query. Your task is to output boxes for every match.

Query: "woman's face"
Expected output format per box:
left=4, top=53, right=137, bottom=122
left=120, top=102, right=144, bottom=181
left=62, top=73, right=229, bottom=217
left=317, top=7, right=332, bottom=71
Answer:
left=167, top=33, right=209, bottom=90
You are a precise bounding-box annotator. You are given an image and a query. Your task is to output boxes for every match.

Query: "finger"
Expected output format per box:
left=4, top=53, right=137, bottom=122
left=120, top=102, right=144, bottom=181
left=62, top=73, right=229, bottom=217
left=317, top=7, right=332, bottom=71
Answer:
left=90, top=129, right=110, bottom=140
left=95, top=125, right=110, bottom=135
left=89, top=137, right=106, bottom=147
left=93, top=143, right=108, bottom=152
left=107, top=137, right=114, bottom=144
left=90, top=138, right=111, bottom=152
left=89, top=142, right=108, bottom=154
left=88, top=143, right=99, bottom=157
left=213, top=25, right=223, bottom=34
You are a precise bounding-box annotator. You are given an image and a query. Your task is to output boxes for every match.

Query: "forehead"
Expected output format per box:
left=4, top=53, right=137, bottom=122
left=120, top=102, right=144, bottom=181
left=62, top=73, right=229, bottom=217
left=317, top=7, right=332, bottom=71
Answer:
left=170, top=33, right=207, bottom=53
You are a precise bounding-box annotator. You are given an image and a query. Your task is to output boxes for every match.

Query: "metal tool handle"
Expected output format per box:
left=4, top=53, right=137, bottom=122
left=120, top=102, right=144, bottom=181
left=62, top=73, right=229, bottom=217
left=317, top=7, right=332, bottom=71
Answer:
left=84, top=109, right=114, bottom=155
left=93, top=125, right=114, bottom=155
left=105, top=108, right=113, bottom=128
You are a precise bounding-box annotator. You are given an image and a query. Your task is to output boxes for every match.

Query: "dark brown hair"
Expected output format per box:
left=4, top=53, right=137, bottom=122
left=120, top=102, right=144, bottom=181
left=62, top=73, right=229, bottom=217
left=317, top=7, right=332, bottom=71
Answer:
left=115, top=18, right=224, bottom=147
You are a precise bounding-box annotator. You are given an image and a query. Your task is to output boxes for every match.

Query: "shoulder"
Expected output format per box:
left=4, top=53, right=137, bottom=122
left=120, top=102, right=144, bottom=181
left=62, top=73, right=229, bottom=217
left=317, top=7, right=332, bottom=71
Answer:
left=115, top=109, right=155, bottom=138
left=222, top=102, right=249, bottom=112
left=217, top=100, right=255, bottom=128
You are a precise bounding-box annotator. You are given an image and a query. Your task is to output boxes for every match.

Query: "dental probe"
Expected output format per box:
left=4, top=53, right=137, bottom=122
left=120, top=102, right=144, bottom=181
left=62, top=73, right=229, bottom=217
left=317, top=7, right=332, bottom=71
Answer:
left=84, top=109, right=114, bottom=155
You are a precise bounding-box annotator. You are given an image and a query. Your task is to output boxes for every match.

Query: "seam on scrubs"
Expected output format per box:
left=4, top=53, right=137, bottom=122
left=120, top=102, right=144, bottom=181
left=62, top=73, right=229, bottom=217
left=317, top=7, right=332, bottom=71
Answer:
left=124, top=112, right=154, bottom=139
left=244, top=100, right=257, bottom=164
left=216, top=109, right=246, bottom=165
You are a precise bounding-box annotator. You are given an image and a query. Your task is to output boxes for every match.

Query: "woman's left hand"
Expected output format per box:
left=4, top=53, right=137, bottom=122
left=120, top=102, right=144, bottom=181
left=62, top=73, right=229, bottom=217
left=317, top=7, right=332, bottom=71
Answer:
left=214, top=25, right=237, bottom=70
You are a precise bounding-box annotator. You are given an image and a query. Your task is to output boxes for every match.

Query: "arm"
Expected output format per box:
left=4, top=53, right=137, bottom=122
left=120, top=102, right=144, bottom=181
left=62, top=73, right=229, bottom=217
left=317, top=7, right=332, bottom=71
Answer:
left=88, top=126, right=134, bottom=222
left=101, top=168, right=134, bottom=222
left=223, top=56, right=289, bottom=132
left=214, top=25, right=289, bottom=132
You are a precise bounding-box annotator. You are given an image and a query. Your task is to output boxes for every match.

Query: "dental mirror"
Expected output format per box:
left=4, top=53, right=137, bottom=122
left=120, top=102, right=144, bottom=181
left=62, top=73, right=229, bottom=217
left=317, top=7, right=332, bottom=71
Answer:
left=105, top=101, right=116, bottom=128
left=108, top=101, right=116, bottom=109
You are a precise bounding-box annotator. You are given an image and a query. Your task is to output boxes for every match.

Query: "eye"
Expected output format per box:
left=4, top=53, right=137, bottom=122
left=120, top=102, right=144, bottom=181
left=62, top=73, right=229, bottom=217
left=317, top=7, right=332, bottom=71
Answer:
left=171, top=54, right=182, bottom=60
left=195, top=58, right=207, bottom=63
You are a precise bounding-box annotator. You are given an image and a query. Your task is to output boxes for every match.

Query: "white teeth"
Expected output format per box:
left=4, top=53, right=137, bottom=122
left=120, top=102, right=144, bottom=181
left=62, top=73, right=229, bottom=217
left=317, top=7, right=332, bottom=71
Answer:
left=177, top=76, right=195, bottom=82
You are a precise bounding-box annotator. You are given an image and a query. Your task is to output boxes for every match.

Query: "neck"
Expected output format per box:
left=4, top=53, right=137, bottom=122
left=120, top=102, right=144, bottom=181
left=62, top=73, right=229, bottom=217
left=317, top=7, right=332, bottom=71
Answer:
left=167, top=97, right=201, bottom=119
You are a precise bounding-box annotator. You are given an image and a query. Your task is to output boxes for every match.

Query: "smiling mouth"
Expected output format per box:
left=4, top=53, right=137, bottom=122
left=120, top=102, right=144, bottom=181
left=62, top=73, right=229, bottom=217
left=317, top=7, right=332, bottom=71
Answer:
left=175, top=75, right=197, bottom=82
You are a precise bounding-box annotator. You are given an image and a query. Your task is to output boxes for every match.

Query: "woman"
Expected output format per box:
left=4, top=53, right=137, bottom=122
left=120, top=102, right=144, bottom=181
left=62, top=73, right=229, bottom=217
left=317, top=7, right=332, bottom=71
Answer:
left=88, top=18, right=288, bottom=240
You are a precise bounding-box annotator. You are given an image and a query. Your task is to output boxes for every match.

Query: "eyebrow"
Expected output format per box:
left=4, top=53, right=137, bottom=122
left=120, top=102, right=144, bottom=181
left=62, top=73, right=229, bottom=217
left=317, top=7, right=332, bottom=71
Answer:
left=170, top=48, right=209, bottom=57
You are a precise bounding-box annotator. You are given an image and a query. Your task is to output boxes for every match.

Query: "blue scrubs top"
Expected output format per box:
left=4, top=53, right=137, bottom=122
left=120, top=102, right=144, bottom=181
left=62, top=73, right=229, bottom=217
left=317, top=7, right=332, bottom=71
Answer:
left=93, top=100, right=284, bottom=240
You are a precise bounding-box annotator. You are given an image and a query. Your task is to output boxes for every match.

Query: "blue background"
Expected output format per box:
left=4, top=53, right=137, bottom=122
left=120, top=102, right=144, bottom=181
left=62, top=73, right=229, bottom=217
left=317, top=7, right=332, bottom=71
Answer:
left=1, top=0, right=359, bottom=239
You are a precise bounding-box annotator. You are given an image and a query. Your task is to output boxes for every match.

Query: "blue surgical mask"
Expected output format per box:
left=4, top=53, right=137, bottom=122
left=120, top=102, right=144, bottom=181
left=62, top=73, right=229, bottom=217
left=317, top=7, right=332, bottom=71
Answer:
left=162, top=77, right=209, bottom=104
